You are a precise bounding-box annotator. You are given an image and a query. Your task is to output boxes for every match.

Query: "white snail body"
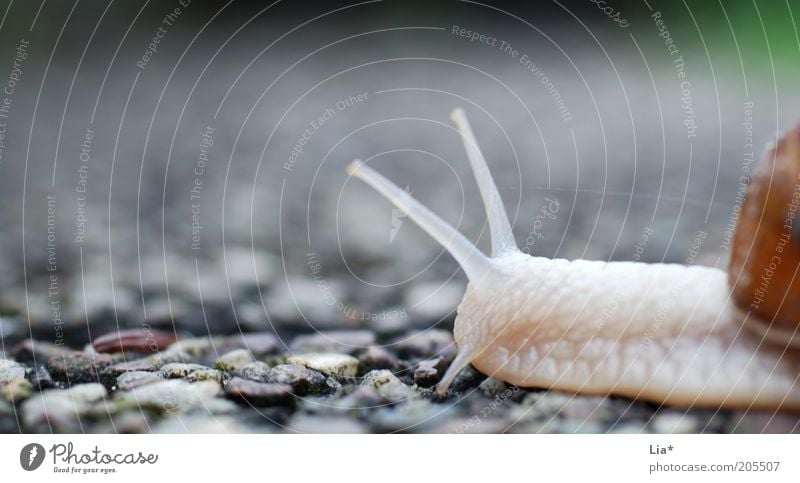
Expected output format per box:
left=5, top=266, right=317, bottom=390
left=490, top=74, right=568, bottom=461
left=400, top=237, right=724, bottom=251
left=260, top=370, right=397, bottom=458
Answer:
left=457, top=253, right=799, bottom=409
left=347, top=109, right=800, bottom=410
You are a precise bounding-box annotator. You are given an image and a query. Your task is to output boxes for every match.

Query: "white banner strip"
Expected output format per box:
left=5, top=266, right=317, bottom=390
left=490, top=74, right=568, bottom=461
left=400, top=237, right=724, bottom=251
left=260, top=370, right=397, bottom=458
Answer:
left=1, top=434, right=799, bottom=482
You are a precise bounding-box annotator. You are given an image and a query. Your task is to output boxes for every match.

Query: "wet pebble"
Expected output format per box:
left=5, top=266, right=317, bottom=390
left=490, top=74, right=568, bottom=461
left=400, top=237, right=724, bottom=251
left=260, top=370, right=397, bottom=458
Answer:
left=287, top=353, right=358, bottom=379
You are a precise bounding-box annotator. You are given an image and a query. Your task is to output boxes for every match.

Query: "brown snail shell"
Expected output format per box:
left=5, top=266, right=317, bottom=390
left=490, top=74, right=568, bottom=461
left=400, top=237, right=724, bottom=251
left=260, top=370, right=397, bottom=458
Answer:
left=729, top=123, right=800, bottom=347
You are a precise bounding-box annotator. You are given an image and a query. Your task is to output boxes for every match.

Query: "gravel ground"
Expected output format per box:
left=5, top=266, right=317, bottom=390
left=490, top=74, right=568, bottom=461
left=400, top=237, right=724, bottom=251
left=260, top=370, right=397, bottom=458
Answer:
left=2, top=326, right=800, bottom=434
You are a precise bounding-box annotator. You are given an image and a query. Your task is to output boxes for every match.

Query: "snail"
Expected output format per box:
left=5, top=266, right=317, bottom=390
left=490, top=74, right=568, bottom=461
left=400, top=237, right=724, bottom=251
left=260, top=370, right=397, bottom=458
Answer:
left=346, top=109, right=800, bottom=410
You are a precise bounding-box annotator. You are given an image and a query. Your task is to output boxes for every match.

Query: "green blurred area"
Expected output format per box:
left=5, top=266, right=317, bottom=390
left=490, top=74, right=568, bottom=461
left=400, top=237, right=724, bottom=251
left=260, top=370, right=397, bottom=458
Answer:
left=637, top=0, right=799, bottom=79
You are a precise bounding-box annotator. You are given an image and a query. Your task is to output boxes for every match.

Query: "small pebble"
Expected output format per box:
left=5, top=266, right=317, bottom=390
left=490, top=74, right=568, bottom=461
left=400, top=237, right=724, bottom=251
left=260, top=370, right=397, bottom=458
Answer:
left=160, top=337, right=214, bottom=359
left=22, top=383, right=108, bottom=429
left=447, top=363, right=486, bottom=393
left=361, top=370, right=415, bottom=402
left=184, top=369, right=223, bottom=383
left=104, top=358, right=158, bottom=375
left=235, top=361, right=272, bottom=382
left=213, top=349, right=255, bottom=372
left=477, top=378, right=508, bottom=397
left=1, top=378, right=32, bottom=402
left=413, top=358, right=449, bottom=388
left=225, top=377, right=295, bottom=406
left=47, top=353, right=113, bottom=384
left=92, top=328, right=178, bottom=353
left=269, top=364, right=328, bottom=395
left=0, top=359, right=25, bottom=382
left=287, top=353, right=359, bottom=379
left=29, top=366, right=54, bottom=389
left=115, top=371, right=163, bottom=391
left=161, top=363, right=210, bottom=379
left=114, top=380, right=221, bottom=414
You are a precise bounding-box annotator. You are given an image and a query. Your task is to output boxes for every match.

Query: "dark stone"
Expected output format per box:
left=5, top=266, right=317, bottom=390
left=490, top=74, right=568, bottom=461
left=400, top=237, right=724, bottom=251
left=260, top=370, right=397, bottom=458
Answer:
left=46, top=353, right=113, bottom=384
left=28, top=366, right=54, bottom=390
left=224, top=377, right=295, bottom=407
left=268, top=364, right=328, bottom=396
left=413, top=358, right=450, bottom=388
left=447, top=364, right=487, bottom=394
left=357, top=346, right=399, bottom=375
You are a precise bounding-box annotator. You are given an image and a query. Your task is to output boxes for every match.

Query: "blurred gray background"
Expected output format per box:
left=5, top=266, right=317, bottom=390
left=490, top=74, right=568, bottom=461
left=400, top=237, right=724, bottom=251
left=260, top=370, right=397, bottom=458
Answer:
left=0, top=0, right=798, bottom=345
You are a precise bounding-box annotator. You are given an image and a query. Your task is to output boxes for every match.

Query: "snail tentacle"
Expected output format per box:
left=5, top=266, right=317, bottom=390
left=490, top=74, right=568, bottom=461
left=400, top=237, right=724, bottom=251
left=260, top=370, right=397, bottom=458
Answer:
left=347, top=159, right=493, bottom=281
left=450, top=108, right=519, bottom=257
